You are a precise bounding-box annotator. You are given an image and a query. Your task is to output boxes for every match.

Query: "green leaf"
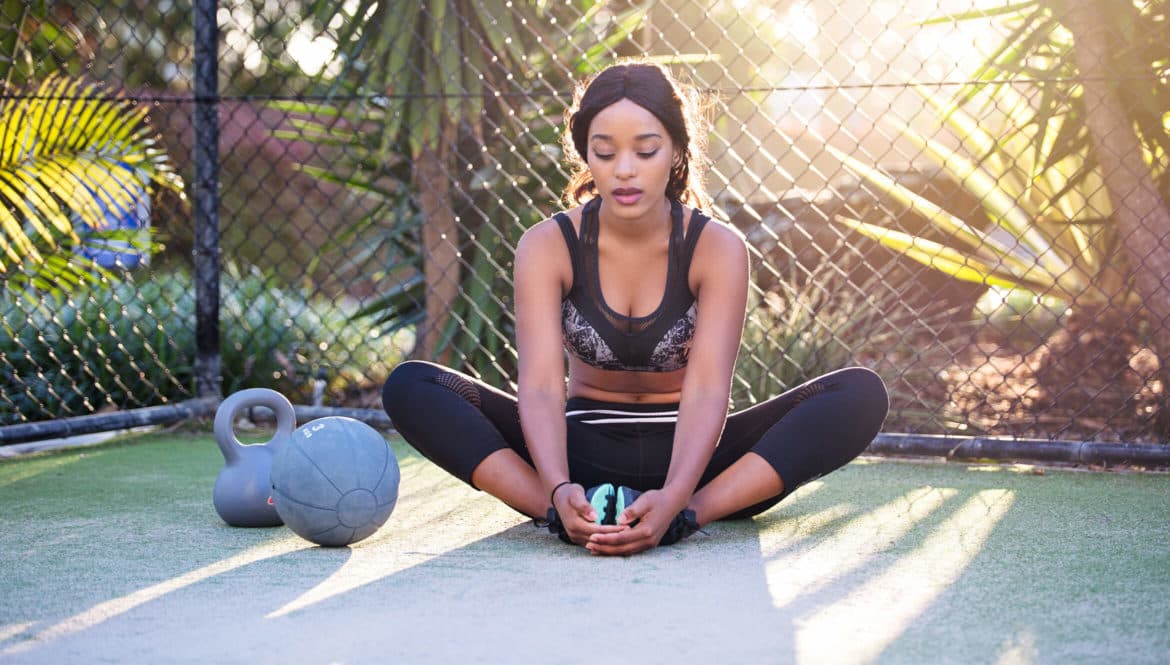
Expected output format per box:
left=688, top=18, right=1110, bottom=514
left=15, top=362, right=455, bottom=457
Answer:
left=824, top=143, right=1028, bottom=269
left=835, top=216, right=1028, bottom=290
left=582, top=2, right=651, bottom=67
left=0, top=74, right=182, bottom=287
left=895, top=118, right=1069, bottom=277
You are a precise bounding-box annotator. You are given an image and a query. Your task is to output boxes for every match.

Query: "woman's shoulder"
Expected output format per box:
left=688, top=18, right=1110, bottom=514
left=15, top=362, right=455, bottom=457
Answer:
left=518, top=206, right=585, bottom=248
left=684, top=208, right=749, bottom=293
left=514, top=207, right=587, bottom=282
left=684, top=206, right=747, bottom=253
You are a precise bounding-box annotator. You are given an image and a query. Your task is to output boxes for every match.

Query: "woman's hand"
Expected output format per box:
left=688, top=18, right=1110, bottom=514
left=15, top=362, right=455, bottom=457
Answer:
left=584, top=488, right=688, bottom=556
left=553, top=483, right=624, bottom=545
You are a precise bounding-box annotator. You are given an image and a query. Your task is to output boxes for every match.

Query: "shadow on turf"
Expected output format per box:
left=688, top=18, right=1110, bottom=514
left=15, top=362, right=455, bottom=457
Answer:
left=2, top=455, right=1025, bottom=664
left=211, top=467, right=1018, bottom=664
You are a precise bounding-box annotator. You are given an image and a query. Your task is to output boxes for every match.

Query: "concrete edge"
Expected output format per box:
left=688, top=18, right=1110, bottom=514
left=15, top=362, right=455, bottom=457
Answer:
left=869, top=432, right=1170, bottom=468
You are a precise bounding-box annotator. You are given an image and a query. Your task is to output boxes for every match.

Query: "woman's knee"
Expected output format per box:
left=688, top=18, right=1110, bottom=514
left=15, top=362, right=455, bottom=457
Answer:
left=381, top=360, right=441, bottom=418
left=835, top=366, right=890, bottom=440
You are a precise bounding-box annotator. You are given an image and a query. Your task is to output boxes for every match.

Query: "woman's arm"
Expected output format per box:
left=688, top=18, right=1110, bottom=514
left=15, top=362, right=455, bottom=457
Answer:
left=588, top=219, right=749, bottom=555
left=513, top=220, right=571, bottom=492
left=514, top=218, right=620, bottom=542
left=662, top=222, right=750, bottom=507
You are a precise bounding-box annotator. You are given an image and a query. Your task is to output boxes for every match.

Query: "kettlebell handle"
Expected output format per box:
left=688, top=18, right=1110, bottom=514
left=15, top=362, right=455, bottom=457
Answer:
left=213, top=388, right=296, bottom=463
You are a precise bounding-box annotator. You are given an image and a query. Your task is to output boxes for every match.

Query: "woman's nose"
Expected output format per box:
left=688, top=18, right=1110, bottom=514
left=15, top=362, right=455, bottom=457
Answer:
left=615, top=152, right=636, bottom=178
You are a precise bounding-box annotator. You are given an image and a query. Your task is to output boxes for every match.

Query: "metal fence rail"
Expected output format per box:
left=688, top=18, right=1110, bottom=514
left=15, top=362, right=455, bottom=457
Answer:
left=0, top=0, right=1166, bottom=447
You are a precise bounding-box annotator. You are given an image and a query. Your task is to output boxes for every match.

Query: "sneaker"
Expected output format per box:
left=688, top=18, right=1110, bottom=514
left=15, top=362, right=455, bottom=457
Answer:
left=542, top=507, right=572, bottom=544
left=585, top=483, right=616, bottom=525
left=659, top=508, right=702, bottom=546
left=612, top=485, right=701, bottom=545
left=613, top=485, right=641, bottom=526
left=543, top=483, right=616, bottom=544
left=543, top=484, right=701, bottom=546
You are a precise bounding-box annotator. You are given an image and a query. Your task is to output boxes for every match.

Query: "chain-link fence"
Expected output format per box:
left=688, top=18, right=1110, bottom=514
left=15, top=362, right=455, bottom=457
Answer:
left=1, top=0, right=1167, bottom=447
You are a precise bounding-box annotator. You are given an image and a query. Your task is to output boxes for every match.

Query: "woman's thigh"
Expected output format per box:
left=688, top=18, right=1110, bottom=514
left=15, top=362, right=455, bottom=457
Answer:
left=700, top=367, right=888, bottom=514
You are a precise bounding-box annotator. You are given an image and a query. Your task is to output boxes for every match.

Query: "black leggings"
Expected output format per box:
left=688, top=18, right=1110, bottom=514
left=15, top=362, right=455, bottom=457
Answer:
left=382, top=361, right=888, bottom=519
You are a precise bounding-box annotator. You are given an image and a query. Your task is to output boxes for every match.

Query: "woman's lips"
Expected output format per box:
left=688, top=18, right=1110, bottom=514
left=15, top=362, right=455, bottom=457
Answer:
left=612, top=188, right=642, bottom=206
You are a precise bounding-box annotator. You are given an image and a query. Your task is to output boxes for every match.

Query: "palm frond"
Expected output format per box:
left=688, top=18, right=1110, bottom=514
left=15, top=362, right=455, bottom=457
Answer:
left=0, top=74, right=183, bottom=290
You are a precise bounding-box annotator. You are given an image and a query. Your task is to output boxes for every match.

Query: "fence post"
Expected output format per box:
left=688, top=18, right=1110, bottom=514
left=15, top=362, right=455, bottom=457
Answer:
left=192, top=0, right=222, bottom=399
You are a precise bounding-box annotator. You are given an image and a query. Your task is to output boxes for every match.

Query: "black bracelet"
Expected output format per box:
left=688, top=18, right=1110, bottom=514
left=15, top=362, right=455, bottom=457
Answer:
left=549, top=480, right=574, bottom=506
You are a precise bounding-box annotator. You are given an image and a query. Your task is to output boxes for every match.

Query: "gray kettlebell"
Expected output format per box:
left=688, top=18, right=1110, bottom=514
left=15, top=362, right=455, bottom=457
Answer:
left=213, top=388, right=296, bottom=527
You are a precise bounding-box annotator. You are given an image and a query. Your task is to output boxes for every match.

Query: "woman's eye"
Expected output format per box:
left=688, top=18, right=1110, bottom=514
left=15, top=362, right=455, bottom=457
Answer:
left=591, top=150, right=658, bottom=160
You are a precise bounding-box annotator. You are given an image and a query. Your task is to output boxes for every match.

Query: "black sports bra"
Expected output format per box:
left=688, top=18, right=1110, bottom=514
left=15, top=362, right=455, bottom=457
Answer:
left=554, top=197, right=709, bottom=372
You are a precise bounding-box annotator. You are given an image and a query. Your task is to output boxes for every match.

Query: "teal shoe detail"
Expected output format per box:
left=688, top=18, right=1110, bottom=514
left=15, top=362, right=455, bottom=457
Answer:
left=585, top=484, right=615, bottom=525
left=613, top=486, right=641, bottom=525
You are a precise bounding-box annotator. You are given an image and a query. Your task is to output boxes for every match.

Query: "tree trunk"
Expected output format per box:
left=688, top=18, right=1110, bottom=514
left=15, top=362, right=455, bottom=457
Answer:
left=1063, top=0, right=1170, bottom=438
left=413, top=125, right=461, bottom=362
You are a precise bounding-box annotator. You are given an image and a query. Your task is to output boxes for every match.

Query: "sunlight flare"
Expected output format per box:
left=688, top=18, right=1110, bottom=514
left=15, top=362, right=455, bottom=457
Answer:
left=794, top=489, right=1015, bottom=665
left=0, top=535, right=311, bottom=656
left=265, top=543, right=435, bottom=619
left=757, top=503, right=857, bottom=556
left=996, top=630, right=1039, bottom=665
left=0, top=623, right=36, bottom=645
left=0, top=455, right=84, bottom=488
left=267, top=477, right=521, bottom=618
left=765, top=487, right=957, bottom=607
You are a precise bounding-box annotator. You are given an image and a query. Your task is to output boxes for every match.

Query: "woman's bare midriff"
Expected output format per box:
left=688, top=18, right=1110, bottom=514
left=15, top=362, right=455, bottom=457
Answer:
left=566, top=358, right=685, bottom=404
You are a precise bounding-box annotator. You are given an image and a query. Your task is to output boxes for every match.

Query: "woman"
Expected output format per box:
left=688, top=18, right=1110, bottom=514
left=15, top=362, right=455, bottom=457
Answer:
left=382, top=61, right=888, bottom=556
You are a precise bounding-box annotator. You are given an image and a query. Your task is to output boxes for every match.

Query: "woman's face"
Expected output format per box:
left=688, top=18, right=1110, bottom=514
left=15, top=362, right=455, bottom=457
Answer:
left=585, top=97, right=676, bottom=220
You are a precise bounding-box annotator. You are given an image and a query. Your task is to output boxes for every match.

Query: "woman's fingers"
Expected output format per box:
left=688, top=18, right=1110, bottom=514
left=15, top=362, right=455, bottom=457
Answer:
left=553, top=484, right=625, bottom=544
left=586, top=526, right=655, bottom=556
left=587, top=504, right=672, bottom=555
left=568, top=517, right=623, bottom=545
left=617, top=494, right=651, bottom=527
left=565, top=486, right=597, bottom=523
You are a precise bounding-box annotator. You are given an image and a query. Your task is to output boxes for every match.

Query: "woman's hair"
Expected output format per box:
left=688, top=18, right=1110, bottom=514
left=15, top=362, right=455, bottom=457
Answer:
left=561, top=60, right=711, bottom=209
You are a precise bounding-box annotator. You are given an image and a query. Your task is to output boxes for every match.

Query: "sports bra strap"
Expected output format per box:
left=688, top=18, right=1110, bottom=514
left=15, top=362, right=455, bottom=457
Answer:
left=681, top=211, right=709, bottom=266
left=553, top=212, right=583, bottom=287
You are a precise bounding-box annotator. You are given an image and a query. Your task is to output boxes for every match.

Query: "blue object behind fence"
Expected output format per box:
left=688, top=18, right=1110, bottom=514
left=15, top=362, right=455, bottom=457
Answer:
left=76, top=162, right=151, bottom=270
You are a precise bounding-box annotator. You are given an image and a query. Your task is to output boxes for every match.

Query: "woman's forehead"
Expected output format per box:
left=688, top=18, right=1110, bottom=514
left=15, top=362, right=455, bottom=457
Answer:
left=589, top=98, right=668, bottom=140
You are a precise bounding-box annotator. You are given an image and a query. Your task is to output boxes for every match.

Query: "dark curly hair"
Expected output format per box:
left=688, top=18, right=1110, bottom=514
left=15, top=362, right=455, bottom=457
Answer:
left=561, top=61, right=710, bottom=209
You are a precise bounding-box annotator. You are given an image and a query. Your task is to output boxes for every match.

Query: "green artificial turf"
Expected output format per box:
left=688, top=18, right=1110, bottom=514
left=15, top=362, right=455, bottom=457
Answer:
left=0, top=430, right=1167, bottom=665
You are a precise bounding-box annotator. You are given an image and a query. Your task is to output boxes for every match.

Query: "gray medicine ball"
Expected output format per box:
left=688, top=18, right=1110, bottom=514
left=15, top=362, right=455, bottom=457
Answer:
left=271, top=416, right=400, bottom=547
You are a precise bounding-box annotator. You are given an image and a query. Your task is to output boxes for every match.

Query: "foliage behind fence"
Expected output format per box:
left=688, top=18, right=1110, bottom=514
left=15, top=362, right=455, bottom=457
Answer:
left=0, top=0, right=1167, bottom=444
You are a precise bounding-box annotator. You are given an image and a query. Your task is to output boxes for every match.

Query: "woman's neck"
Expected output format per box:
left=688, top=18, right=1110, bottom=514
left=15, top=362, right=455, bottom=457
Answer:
left=596, top=197, right=672, bottom=243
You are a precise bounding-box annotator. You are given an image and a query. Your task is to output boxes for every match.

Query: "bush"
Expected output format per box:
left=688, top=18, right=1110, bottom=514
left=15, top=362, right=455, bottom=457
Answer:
left=217, top=264, right=408, bottom=401
left=0, top=268, right=405, bottom=425
left=0, top=273, right=193, bottom=425
left=733, top=253, right=964, bottom=432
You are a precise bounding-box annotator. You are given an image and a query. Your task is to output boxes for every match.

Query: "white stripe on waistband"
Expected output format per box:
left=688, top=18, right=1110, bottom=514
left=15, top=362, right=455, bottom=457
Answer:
left=576, top=416, right=679, bottom=425
left=566, top=408, right=679, bottom=418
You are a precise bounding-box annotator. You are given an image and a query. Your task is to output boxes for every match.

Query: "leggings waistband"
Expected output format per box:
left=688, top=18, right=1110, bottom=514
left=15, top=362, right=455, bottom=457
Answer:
left=565, top=397, right=681, bottom=425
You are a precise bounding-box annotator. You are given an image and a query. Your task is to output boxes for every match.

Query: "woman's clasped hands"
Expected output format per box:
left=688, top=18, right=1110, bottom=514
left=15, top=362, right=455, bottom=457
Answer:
left=552, top=483, right=689, bottom=556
